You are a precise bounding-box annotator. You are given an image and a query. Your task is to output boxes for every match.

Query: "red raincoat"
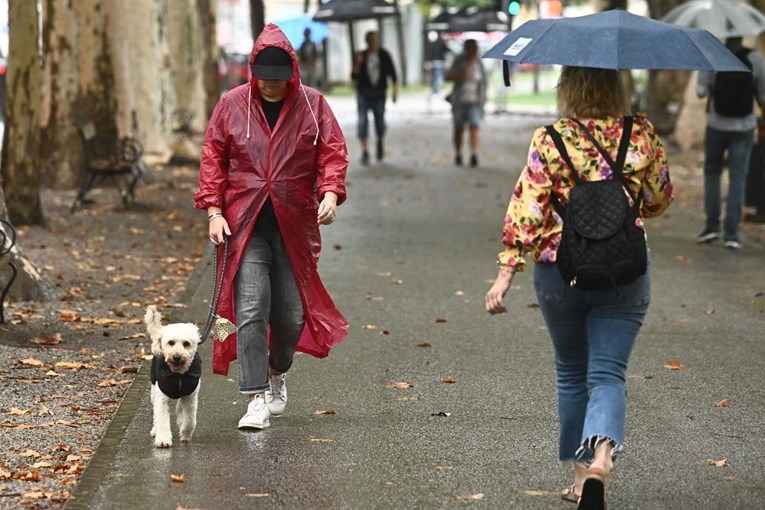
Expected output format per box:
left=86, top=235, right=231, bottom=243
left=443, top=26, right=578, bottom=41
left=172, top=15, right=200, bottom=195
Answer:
left=195, top=24, right=349, bottom=376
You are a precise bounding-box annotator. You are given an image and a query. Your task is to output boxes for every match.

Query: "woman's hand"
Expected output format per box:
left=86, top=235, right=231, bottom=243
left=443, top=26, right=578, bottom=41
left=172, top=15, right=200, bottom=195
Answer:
left=318, top=192, right=338, bottom=225
left=208, top=210, right=231, bottom=244
left=485, top=268, right=515, bottom=314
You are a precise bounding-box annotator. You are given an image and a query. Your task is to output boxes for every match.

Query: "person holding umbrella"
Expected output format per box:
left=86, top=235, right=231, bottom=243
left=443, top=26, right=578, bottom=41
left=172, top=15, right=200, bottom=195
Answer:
left=478, top=9, right=752, bottom=509
left=486, top=64, right=674, bottom=509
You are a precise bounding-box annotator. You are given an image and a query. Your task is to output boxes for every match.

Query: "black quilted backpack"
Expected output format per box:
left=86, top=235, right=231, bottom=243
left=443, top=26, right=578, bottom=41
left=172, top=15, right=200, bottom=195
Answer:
left=546, top=116, right=647, bottom=291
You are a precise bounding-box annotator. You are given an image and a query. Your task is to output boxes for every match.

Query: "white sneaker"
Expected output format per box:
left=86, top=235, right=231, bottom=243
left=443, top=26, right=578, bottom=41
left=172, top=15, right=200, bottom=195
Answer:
left=265, top=374, right=287, bottom=416
left=238, top=394, right=270, bottom=430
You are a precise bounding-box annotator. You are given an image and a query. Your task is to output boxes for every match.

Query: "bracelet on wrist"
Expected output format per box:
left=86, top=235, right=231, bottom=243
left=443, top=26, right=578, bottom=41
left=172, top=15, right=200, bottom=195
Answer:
left=208, top=212, right=223, bottom=221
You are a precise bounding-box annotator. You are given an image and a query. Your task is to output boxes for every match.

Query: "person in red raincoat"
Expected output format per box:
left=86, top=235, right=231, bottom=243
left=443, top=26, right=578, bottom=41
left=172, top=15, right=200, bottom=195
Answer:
left=195, top=24, right=349, bottom=430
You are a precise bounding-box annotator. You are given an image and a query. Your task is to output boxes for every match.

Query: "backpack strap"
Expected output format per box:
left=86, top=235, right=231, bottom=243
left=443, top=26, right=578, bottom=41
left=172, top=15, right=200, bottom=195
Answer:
left=574, top=116, right=633, bottom=178
left=545, top=124, right=582, bottom=185
left=545, top=124, right=577, bottom=217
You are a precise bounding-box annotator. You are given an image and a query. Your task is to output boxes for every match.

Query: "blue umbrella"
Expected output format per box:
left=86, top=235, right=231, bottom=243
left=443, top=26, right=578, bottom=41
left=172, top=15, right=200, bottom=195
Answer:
left=270, top=14, right=329, bottom=49
left=484, top=9, right=750, bottom=72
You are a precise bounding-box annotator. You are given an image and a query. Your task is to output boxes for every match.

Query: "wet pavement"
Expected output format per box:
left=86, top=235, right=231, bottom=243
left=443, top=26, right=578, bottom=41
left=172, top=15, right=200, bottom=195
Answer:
left=65, top=92, right=765, bottom=509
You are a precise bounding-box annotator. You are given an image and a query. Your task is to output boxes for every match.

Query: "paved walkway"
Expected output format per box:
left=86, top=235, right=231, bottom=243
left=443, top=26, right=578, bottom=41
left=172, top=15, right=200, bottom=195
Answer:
left=64, top=92, right=765, bottom=509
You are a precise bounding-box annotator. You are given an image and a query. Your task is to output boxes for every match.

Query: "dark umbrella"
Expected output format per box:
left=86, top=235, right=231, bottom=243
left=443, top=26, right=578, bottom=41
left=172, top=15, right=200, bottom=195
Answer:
left=313, top=0, right=398, bottom=22
left=484, top=9, right=750, bottom=73
left=426, top=8, right=509, bottom=33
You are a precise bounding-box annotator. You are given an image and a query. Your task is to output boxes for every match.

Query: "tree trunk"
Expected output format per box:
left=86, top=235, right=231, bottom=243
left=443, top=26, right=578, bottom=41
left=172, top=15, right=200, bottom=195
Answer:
left=250, top=0, right=265, bottom=42
left=40, top=0, right=82, bottom=189
left=40, top=0, right=119, bottom=189
left=1, top=0, right=44, bottom=225
left=107, top=0, right=174, bottom=155
left=168, top=0, right=207, bottom=133
left=198, top=0, right=221, bottom=122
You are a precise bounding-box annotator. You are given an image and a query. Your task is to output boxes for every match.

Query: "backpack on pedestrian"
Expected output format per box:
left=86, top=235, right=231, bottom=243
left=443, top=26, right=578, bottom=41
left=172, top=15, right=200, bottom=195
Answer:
left=546, top=116, right=648, bottom=290
left=713, top=48, right=754, bottom=117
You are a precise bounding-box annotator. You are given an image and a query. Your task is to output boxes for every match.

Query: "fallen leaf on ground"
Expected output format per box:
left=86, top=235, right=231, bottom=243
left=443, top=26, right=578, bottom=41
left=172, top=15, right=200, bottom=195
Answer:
left=455, top=290, right=465, bottom=296
left=417, top=342, right=432, bottom=348
left=58, top=310, right=81, bottom=322
left=398, top=396, right=418, bottom=401
left=440, top=377, right=456, bottom=384
left=362, top=324, right=379, bottom=330
left=55, top=362, right=94, bottom=370
left=664, top=359, right=682, bottom=370
left=313, top=409, right=336, bottom=415
left=708, top=458, right=729, bottom=467
left=453, top=493, right=484, bottom=501
left=170, top=474, right=185, bottom=483
left=365, top=294, right=384, bottom=301
left=715, top=399, right=731, bottom=408
left=9, top=408, right=31, bottom=416
left=675, top=255, right=689, bottom=263
left=385, top=381, right=414, bottom=389
left=245, top=493, right=270, bottom=498
left=523, top=490, right=555, bottom=496
left=20, top=450, right=41, bottom=458
left=390, top=278, right=403, bottom=285
left=435, top=465, right=454, bottom=471
left=20, top=358, right=45, bottom=367
left=309, top=437, right=333, bottom=443
left=431, top=411, right=451, bottom=417
left=29, top=333, right=62, bottom=345
left=435, top=317, right=448, bottom=323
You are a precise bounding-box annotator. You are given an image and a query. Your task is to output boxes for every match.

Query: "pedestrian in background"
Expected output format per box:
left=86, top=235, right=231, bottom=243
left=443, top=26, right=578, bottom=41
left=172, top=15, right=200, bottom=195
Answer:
left=196, top=24, right=349, bottom=431
left=446, top=39, right=487, bottom=168
left=696, top=36, right=765, bottom=250
left=424, top=31, right=449, bottom=99
left=485, top=66, right=673, bottom=509
left=298, top=27, right=319, bottom=87
left=352, top=30, right=398, bottom=165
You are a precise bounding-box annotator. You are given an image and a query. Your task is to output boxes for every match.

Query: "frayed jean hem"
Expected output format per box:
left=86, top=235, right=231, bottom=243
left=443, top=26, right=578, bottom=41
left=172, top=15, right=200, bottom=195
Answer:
left=574, top=435, right=622, bottom=463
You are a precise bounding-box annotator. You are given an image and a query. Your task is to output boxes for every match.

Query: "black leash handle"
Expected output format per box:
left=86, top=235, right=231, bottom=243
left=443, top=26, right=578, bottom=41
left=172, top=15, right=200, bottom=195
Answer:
left=200, top=236, right=227, bottom=344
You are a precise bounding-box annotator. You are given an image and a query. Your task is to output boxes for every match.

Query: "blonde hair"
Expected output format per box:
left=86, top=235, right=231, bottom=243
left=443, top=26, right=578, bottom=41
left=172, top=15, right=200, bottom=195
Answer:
left=556, top=66, right=629, bottom=118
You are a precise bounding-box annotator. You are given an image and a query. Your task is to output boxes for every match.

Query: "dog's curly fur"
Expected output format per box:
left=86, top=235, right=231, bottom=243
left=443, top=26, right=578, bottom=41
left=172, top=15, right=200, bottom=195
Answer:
left=144, top=305, right=201, bottom=448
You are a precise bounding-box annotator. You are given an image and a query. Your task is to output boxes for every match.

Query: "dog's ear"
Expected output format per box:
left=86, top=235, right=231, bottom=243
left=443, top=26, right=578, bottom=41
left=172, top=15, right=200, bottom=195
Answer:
left=151, top=335, right=164, bottom=358
left=144, top=306, right=164, bottom=355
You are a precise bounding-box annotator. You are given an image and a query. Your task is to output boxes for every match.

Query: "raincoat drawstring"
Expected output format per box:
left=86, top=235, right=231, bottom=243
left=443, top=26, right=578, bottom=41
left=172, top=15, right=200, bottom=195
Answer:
left=247, top=86, right=251, bottom=139
left=300, top=80, right=320, bottom=145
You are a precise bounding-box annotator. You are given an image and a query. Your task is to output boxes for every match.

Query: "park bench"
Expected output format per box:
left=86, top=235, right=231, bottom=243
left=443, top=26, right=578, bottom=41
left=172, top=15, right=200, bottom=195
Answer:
left=0, top=219, right=17, bottom=324
left=71, top=121, right=147, bottom=213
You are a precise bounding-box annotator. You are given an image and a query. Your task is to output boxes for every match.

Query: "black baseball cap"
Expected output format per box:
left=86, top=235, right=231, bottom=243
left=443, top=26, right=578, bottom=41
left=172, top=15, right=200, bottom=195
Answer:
left=252, top=46, right=293, bottom=81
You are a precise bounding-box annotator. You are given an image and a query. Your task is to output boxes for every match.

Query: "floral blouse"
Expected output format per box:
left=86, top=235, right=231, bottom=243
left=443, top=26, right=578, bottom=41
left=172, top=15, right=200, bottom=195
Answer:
left=498, top=114, right=673, bottom=271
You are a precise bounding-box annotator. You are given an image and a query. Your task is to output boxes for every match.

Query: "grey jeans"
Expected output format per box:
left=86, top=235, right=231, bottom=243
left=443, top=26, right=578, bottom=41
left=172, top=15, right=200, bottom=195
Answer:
left=234, top=220, right=305, bottom=394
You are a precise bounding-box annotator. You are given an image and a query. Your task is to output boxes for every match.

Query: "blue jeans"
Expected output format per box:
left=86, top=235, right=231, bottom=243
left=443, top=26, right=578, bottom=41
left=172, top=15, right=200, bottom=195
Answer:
left=703, top=126, right=754, bottom=240
left=430, top=60, right=445, bottom=94
left=533, top=262, right=651, bottom=462
left=234, top=221, right=305, bottom=394
left=357, top=94, right=386, bottom=141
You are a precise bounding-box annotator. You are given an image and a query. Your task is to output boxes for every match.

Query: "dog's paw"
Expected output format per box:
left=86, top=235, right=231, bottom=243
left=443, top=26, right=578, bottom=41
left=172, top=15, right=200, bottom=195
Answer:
left=179, top=434, right=193, bottom=443
left=154, top=435, right=172, bottom=448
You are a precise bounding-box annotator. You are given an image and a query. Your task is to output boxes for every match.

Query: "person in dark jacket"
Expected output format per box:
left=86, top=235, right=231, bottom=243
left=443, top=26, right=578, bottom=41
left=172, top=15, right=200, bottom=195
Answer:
left=351, top=31, right=398, bottom=164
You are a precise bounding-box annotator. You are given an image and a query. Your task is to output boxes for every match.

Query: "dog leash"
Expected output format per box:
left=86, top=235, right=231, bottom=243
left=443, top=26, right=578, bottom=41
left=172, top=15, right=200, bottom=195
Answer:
left=200, top=236, right=230, bottom=344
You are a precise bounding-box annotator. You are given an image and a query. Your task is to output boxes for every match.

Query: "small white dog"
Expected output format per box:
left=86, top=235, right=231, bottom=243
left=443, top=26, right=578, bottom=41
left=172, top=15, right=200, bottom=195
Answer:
left=144, top=305, right=202, bottom=448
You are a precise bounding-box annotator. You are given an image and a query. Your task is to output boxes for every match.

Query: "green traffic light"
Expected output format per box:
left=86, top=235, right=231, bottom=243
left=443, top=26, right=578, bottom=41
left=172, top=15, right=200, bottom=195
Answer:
left=508, top=1, right=520, bottom=15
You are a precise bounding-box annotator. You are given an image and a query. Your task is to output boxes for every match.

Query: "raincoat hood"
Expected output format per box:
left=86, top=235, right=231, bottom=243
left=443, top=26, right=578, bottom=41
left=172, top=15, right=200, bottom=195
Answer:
left=249, top=24, right=302, bottom=92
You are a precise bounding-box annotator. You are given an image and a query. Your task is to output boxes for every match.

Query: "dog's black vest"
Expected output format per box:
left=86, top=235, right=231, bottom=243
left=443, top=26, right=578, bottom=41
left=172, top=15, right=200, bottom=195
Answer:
left=151, top=353, right=202, bottom=399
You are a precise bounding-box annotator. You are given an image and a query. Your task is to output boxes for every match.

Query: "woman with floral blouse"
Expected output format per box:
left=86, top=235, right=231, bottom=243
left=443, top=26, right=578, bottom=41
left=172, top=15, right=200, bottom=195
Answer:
left=485, top=66, right=673, bottom=510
